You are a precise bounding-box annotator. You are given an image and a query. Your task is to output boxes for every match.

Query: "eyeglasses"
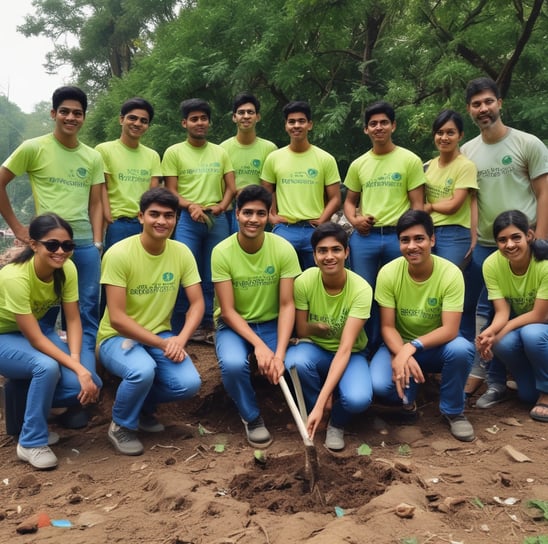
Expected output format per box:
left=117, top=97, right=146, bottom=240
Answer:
left=236, top=109, right=256, bottom=116
left=36, top=239, right=76, bottom=252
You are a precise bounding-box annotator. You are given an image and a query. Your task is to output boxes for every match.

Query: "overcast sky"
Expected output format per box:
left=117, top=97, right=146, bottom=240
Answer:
left=0, top=0, right=72, bottom=113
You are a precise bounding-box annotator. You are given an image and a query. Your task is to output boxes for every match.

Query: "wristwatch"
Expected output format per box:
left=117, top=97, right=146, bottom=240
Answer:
left=410, top=339, right=424, bottom=352
left=93, top=241, right=104, bottom=250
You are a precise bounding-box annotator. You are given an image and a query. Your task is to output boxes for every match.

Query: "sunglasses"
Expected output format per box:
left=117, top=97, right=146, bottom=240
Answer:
left=36, top=239, right=76, bottom=253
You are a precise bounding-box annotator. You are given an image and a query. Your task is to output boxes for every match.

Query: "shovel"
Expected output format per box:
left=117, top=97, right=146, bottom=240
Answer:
left=279, top=375, right=320, bottom=492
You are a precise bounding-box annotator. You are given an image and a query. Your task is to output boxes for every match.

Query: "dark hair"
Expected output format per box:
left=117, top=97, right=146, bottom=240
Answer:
left=282, top=100, right=311, bottom=121
left=52, top=86, right=88, bottom=113
left=465, top=77, right=500, bottom=104
left=236, top=185, right=272, bottom=210
left=396, top=210, right=434, bottom=238
left=139, top=187, right=179, bottom=213
left=493, top=210, right=548, bottom=261
left=364, top=101, right=395, bottom=125
left=311, top=222, right=348, bottom=250
left=232, top=92, right=260, bottom=114
left=432, top=109, right=464, bottom=135
left=121, top=97, right=154, bottom=122
left=180, top=98, right=211, bottom=120
left=12, top=213, right=73, bottom=298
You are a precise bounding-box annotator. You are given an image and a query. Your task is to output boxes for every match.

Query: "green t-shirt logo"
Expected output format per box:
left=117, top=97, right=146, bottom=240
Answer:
left=163, top=272, right=174, bottom=282
left=428, top=297, right=438, bottom=306
left=445, top=178, right=453, bottom=187
left=307, top=168, right=318, bottom=178
left=502, top=155, right=513, bottom=165
left=264, top=266, right=275, bottom=275
left=252, top=159, right=261, bottom=169
left=77, top=167, right=88, bottom=178
left=392, top=172, right=402, bottom=181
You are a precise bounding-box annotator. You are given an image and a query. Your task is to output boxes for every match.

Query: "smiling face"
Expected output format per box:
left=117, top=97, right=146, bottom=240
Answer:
left=495, top=224, right=533, bottom=268
left=232, top=102, right=260, bottom=133
left=182, top=110, right=210, bottom=142
left=467, top=89, right=502, bottom=130
left=313, top=235, right=349, bottom=277
left=139, top=203, right=177, bottom=242
left=236, top=200, right=268, bottom=242
left=31, top=227, right=74, bottom=271
left=434, top=119, right=463, bottom=154
left=285, top=111, right=312, bottom=143
left=120, top=108, right=150, bottom=143
left=51, top=99, right=85, bottom=142
left=365, top=113, right=395, bottom=148
left=398, top=224, right=435, bottom=267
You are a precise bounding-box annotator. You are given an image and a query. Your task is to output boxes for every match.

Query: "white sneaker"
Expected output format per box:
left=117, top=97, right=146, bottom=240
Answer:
left=17, top=443, right=58, bottom=469
left=325, top=422, right=345, bottom=451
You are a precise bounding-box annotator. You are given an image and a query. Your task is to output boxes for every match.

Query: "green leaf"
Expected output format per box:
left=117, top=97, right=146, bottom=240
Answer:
left=198, top=423, right=206, bottom=436
left=527, top=500, right=548, bottom=521
left=470, top=497, right=484, bottom=509
left=254, top=450, right=266, bottom=464
left=214, top=444, right=225, bottom=453
left=334, top=506, right=345, bottom=517
left=400, top=538, right=419, bottom=544
left=357, top=443, right=372, bottom=456
left=398, top=444, right=412, bottom=456
left=523, top=536, right=548, bottom=544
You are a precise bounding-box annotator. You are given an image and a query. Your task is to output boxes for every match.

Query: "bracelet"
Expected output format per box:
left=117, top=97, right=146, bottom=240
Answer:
left=93, top=241, right=104, bottom=250
left=410, top=339, right=424, bottom=352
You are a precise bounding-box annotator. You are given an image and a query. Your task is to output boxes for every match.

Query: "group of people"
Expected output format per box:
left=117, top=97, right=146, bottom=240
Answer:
left=0, top=76, right=547, bottom=471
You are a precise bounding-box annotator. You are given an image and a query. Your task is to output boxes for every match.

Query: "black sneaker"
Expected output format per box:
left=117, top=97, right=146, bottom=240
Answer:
left=108, top=421, right=144, bottom=455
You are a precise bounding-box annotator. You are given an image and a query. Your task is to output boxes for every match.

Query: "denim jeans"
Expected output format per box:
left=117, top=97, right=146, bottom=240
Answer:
left=0, top=326, right=102, bottom=447
left=99, top=331, right=201, bottom=430
left=171, top=209, right=229, bottom=331
left=284, top=341, right=372, bottom=428
left=104, top=218, right=142, bottom=252
left=348, top=227, right=401, bottom=356
left=370, top=337, right=474, bottom=415
left=432, top=225, right=471, bottom=268
left=215, top=319, right=279, bottom=422
left=272, top=223, right=316, bottom=270
left=493, top=324, right=548, bottom=404
left=461, top=244, right=507, bottom=388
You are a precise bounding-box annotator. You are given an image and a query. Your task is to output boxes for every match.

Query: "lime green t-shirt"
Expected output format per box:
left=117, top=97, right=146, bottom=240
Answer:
left=161, top=141, right=234, bottom=207
left=97, top=235, right=201, bottom=344
left=261, top=145, right=341, bottom=223
left=483, top=250, right=548, bottom=315
left=425, top=154, right=478, bottom=228
left=220, top=136, right=277, bottom=191
left=461, top=128, right=548, bottom=245
left=211, top=233, right=301, bottom=323
left=375, top=255, right=464, bottom=342
left=294, top=267, right=372, bottom=353
left=3, top=133, right=104, bottom=240
left=343, top=146, right=426, bottom=226
left=0, top=257, right=78, bottom=333
left=95, top=139, right=162, bottom=219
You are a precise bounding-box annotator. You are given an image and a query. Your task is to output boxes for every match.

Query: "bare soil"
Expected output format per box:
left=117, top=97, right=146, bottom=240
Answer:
left=1, top=343, right=547, bottom=544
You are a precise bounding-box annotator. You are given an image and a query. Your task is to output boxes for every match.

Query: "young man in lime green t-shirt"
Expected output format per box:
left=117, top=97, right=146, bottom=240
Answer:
left=98, top=187, right=204, bottom=456
left=370, top=210, right=475, bottom=442
left=220, top=92, right=277, bottom=234
left=261, top=100, right=341, bottom=270
left=212, top=185, right=301, bottom=448
left=285, top=222, right=373, bottom=451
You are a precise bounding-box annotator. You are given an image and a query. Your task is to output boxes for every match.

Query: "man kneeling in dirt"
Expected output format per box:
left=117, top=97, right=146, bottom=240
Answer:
left=285, top=222, right=374, bottom=451
left=97, top=187, right=204, bottom=455
left=211, top=185, right=301, bottom=447
left=370, top=210, right=475, bottom=442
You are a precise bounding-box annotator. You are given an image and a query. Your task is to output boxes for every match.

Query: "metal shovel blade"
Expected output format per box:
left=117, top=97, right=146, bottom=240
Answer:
left=279, top=376, right=320, bottom=492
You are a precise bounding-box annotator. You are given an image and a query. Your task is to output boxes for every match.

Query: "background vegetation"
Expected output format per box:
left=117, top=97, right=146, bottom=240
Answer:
left=1, top=0, right=546, bottom=230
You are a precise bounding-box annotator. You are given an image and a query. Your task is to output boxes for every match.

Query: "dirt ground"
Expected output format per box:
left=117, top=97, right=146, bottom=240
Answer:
left=1, top=342, right=547, bottom=544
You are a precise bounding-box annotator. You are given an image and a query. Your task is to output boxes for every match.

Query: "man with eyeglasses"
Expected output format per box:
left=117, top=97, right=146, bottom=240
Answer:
left=95, top=97, right=162, bottom=253
left=343, top=100, right=425, bottom=356
left=0, top=86, right=104, bottom=429
left=220, top=92, right=277, bottom=234
left=261, top=100, right=341, bottom=271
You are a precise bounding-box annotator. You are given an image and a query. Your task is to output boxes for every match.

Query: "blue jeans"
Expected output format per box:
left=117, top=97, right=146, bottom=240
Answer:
left=104, top=218, right=141, bottom=252
left=370, top=337, right=474, bottom=415
left=0, top=326, right=102, bottom=447
left=285, top=341, right=372, bottom=428
left=272, top=222, right=316, bottom=270
left=493, top=324, right=548, bottom=404
left=461, top=244, right=507, bottom=388
left=99, top=331, right=201, bottom=430
left=172, top=209, right=229, bottom=330
left=432, top=225, right=471, bottom=268
left=348, top=227, right=401, bottom=355
left=215, top=319, right=279, bottom=422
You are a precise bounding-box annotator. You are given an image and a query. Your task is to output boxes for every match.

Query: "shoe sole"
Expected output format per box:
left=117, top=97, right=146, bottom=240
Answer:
left=138, top=424, right=165, bottom=433
left=108, top=433, right=144, bottom=456
left=247, top=437, right=273, bottom=449
left=16, top=447, right=58, bottom=470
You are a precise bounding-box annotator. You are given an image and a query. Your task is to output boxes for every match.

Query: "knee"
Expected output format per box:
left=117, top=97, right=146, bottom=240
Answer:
left=218, top=355, right=248, bottom=380
left=33, top=356, right=61, bottom=381
left=341, top=388, right=372, bottom=414
left=125, top=362, right=155, bottom=386
left=172, top=373, right=201, bottom=400
left=447, top=337, right=474, bottom=366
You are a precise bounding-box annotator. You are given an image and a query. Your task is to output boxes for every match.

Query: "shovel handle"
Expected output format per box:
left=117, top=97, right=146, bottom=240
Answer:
left=279, top=375, right=314, bottom=446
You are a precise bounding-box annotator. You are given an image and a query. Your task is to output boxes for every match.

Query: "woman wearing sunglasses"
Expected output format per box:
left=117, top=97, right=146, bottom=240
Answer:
left=0, top=213, right=102, bottom=469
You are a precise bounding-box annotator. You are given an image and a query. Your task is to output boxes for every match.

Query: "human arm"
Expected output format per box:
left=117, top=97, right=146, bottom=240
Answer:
left=101, top=177, right=113, bottom=224
left=475, top=298, right=511, bottom=360
left=342, top=188, right=375, bottom=235
left=89, top=183, right=104, bottom=246
left=165, top=175, right=208, bottom=222
left=15, top=308, right=99, bottom=404
left=424, top=188, right=469, bottom=216
left=532, top=173, right=548, bottom=240
left=466, top=190, right=478, bottom=259
left=310, top=183, right=341, bottom=226
left=407, top=186, right=425, bottom=210
left=306, top=316, right=365, bottom=438
left=150, top=176, right=161, bottom=189
left=209, top=171, right=236, bottom=216
left=0, top=166, right=29, bottom=243
left=261, top=180, right=288, bottom=225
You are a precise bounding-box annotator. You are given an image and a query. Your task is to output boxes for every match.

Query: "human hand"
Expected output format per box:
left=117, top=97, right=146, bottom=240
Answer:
left=77, top=371, right=99, bottom=405
left=161, top=336, right=187, bottom=363
left=353, top=215, right=375, bottom=235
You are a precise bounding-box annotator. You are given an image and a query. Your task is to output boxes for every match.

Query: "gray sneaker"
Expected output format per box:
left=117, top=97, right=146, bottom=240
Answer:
left=242, top=416, right=272, bottom=448
left=48, top=431, right=60, bottom=445
left=108, top=421, right=144, bottom=456
left=17, top=443, right=58, bottom=469
left=476, top=387, right=507, bottom=409
left=325, top=422, right=345, bottom=451
left=138, top=413, right=165, bottom=433
left=443, top=414, right=475, bottom=442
